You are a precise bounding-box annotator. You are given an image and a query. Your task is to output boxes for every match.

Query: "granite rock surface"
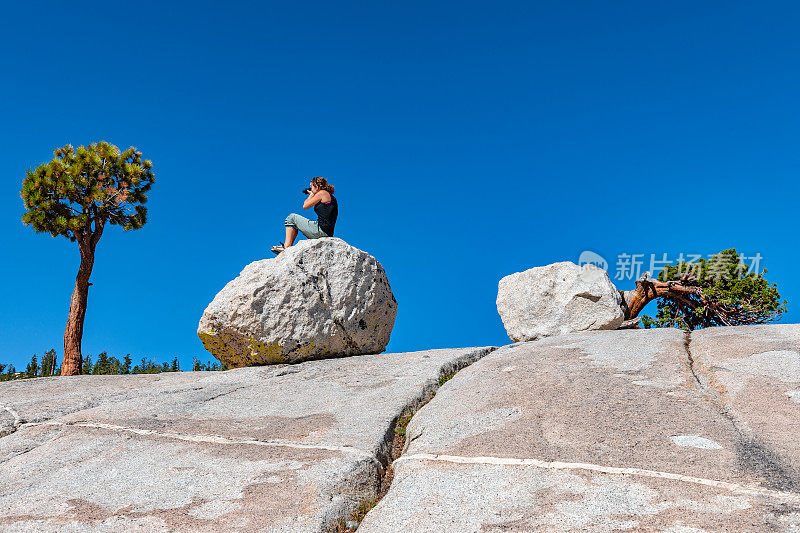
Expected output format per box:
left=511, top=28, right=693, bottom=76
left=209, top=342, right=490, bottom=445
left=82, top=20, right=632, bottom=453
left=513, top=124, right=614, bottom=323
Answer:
left=360, top=325, right=800, bottom=532
left=5, top=324, right=800, bottom=532
left=0, top=346, right=493, bottom=532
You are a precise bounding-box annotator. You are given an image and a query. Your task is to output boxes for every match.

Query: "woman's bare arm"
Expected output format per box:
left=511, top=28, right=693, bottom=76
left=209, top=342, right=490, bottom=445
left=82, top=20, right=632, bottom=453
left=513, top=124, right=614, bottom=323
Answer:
left=302, top=190, right=331, bottom=209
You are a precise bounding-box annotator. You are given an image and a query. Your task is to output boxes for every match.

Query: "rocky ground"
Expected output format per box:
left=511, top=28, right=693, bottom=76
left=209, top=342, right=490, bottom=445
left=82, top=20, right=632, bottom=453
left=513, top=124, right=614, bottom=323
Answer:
left=0, top=347, right=493, bottom=531
left=2, top=324, right=799, bottom=532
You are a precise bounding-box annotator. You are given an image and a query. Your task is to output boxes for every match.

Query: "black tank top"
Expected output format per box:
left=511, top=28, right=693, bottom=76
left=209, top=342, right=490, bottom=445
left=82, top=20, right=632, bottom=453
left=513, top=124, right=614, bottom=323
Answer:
left=314, top=195, right=338, bottom=237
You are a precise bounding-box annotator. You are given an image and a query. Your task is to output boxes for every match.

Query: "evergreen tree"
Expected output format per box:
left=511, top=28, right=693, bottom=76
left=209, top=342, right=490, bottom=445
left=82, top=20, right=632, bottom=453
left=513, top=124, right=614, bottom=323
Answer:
left=132, top=357, right=163, bottom=374
left=92, top=351, right=112, bottom=375
left=192, top=356, right=202, bottom=372
left=82, top=355, right=93, bottom=375
left=20, top=142, right=155, bottom=375
left=26, top=354, right=40, bottom=378
left=0, top=365, right=9, bottom=382
left=122, top=354, right=132, bottom=374
left=41, top=349, right=58, bottom=376
left=620, top=248, right=788, bottom=330
left=108, top=356, right=122, bottom=375
left=170, top=357, right=179, bottom=372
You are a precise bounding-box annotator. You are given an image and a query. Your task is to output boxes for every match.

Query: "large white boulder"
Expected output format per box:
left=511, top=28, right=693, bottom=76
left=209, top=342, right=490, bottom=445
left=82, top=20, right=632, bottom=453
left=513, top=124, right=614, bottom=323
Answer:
left=496, top=261, right=624, bottom=341
left=197, top=238, right=397, bottom=367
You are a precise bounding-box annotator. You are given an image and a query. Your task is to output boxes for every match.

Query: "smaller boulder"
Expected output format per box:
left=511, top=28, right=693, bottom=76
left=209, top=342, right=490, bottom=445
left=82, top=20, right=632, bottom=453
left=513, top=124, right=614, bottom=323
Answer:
left=497, top=261, right=624, bottom=342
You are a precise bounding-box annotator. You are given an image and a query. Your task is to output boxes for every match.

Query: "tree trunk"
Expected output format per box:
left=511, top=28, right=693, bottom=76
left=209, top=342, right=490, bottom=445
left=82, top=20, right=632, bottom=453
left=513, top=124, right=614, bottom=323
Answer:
left=618, top=271, right=780, bottom=329
left=619, top=273, right=664, bottom=319
left=61, top=237, right=97, bottom=376
left=618, top=272, right=699, bottom=320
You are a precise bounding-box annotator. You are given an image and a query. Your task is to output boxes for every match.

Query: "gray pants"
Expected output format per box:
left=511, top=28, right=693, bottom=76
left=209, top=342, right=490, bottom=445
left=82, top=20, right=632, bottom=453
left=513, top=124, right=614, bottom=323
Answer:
left=285, top=213, right=329, bottom=239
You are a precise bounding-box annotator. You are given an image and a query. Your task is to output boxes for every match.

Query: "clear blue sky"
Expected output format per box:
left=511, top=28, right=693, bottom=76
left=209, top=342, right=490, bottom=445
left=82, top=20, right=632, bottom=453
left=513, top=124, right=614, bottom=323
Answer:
left=2, top=1, right=798, bottom=370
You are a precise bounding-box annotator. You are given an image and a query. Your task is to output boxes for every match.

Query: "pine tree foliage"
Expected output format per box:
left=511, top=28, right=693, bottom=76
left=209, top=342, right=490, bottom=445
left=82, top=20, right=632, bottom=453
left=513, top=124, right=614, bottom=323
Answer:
left=122, top=354, right=132, bottom=375
left=91, top=351, right=122, bottom=375
left=0, top=352, right=225, bottom=380
left=20, top=142, right=154, bottom=240
left=41, top=349, right=58, bottom=376
left=20, top=141, right=156, bottom=375
left=642, top=248, right=787, bottom=330
left=0, top=365, right=17, bottom=382
left=82, top=355, right=93, bottom=375
left=26, top=354, right=39, bottom=378
left=191, top=356, right=227, bottom=371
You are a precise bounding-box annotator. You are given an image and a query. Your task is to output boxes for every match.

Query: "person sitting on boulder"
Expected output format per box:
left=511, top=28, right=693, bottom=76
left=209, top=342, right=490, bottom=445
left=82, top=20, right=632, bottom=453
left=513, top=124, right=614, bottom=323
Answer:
left=271, top=176, right=338, bottom=255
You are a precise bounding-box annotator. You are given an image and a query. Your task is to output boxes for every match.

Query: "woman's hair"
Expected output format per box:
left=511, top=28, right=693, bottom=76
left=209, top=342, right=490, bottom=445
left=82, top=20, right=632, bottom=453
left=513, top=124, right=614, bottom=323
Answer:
left=312, top=176, right=335, bottom=194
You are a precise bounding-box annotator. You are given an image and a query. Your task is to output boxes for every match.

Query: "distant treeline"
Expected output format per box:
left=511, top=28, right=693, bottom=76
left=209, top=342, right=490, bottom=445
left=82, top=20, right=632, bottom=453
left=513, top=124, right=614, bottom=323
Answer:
left=0, top=350, right=227, bottom=381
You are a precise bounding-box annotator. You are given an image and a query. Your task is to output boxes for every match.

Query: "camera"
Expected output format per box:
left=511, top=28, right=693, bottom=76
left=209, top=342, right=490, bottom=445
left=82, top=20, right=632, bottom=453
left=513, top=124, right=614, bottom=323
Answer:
left=302, top=187, right=311, bottom=195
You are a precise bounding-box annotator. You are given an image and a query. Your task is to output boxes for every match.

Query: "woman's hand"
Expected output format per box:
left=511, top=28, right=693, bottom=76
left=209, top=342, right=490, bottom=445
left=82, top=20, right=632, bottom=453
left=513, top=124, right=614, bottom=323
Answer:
left=302, top=180, right=330, bottom=209
left=303, top=189, right=325, bottom=209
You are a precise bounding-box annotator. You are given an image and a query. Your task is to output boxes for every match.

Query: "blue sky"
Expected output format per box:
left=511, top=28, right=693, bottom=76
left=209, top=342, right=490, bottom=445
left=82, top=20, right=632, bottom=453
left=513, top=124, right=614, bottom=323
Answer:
left=2, top=1, right=798, bottom=370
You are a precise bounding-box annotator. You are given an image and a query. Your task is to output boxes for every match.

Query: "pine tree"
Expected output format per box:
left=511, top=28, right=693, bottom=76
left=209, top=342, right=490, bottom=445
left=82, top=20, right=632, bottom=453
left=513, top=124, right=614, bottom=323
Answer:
left=0, top=365, right=16, bottom=381
left=26, top=354, right=40, bottom=378
left=122, top=354, right=132, bottom=374
left=41, top=349, right=57, bottom=376
left=192, top=356, right=202, bottom=372
left=82, top=355, right=93, bottom=375
left=131, top=357, right=164, bottom=374
left=20, top=142, right=155, bottom=375
left=620, top=248, right=787, bottom=330
left=92, top=351, right=112, bottom=375
left=108, top=356, right=122, bottom=375
left=170, top=357, right=179, bottom=372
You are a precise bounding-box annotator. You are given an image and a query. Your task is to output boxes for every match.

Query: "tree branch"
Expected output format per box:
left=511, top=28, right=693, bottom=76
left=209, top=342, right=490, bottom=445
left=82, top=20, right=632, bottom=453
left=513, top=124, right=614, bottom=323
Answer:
left=619, top=271, right=780, bottom=330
